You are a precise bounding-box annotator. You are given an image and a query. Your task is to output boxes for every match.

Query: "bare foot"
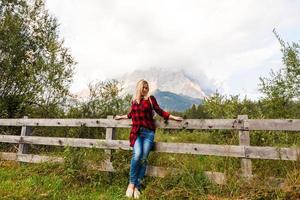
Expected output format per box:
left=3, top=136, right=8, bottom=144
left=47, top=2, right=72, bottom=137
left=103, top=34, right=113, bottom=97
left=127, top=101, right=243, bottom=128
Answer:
left=125, top=184, right=135, bottom=198
left=133, top=188, right=141, bottom=199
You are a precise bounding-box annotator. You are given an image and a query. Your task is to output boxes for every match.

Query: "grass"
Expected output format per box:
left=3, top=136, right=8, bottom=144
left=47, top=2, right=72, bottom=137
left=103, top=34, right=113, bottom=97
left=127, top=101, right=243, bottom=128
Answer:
left=1, top=158, right=299, bottom=199
left=0, top=161, right=130, bottom=200
left=0, top=129, right=300, bottom=199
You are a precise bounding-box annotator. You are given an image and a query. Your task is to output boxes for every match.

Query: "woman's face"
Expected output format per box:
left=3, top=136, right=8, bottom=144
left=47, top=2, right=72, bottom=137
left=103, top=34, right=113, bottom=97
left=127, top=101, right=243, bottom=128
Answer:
left=141, top=83, right=149, bottom=96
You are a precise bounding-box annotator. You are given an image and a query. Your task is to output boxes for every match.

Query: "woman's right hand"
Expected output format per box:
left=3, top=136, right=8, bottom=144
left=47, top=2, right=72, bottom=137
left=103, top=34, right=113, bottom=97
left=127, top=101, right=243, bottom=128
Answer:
left=114, top=115, right=122, bottom=120
left=169, top=115, right=184, bottom=121
left=114, top=115, right=127, bottom=120
left=173, top=116, right=184, bottom=121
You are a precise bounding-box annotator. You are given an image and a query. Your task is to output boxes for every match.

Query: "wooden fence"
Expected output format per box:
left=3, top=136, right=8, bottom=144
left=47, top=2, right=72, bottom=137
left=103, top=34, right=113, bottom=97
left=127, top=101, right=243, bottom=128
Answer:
left=0, top=115, right=300, bottom=184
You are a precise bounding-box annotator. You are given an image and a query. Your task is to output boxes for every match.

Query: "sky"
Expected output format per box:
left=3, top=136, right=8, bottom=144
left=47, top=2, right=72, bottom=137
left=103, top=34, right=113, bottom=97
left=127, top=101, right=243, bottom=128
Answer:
left=45, top=0, right=300, bottom=100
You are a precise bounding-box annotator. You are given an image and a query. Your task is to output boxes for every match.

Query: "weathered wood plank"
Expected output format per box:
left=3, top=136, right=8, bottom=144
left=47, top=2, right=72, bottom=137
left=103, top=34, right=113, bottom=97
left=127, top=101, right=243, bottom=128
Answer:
left=18, top=116, right=32, bottom=156
left=17, top=154, right=64, bottom=163
left=238, top=115, right=252, bottom=178
left=245, top=146, right=300, bottom=160
left=0, top=118, right=131, bottom=128
left=1, top=135, right=300, bottom=160
left=1, top=118, right=300, bottom=131
left=0, top=118, right=243, bottom=130
left=0, top=152, right=17, bottom=161
left=154, top=142, right=244, bottom=157
left=0, top=135, right=243, bottom=157
left=204, top=171, right=227, bottom=185
left=0, top=135, right=131, bottom=150
left=247, top=119, right=300, bottom=131
left=0, top=135, right=23, bottom=144
left=105, top=116, right=116, bottom=160
left=105, top=116, right=116, bottom=182
left=0, top=152, right=62, bottom=163
left=105, top=116, right=116, bottom=140
left=159, top=119, right=243, bottom=130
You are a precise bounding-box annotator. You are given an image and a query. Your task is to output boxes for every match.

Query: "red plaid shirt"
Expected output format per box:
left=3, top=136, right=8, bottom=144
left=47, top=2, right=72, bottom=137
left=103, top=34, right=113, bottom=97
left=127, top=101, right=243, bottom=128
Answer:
left=127, top=95, right=170, bottom=147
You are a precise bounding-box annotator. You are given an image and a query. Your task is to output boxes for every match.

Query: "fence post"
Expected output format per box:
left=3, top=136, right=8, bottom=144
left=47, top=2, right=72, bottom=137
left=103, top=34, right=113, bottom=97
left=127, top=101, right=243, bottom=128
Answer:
left=238, top=115, right=252, bottom=179
left=17, top=116, right=32, bottom=161
left=105, top=115, right=116, bottom=170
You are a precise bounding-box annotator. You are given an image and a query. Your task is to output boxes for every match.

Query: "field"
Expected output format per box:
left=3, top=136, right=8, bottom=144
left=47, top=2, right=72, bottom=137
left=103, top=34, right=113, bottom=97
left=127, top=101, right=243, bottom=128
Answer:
left=0, top=129, right=299, bottom=200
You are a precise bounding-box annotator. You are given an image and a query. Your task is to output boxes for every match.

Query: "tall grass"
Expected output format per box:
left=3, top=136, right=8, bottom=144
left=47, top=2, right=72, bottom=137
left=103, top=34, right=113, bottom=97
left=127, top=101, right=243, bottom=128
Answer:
left=0, top=128, right=299, bottom=199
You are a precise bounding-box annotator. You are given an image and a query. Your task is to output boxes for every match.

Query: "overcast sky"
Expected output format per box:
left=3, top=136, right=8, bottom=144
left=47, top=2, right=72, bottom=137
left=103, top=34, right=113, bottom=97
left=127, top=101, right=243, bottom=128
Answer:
left=45, top=0, right=300, bottom=100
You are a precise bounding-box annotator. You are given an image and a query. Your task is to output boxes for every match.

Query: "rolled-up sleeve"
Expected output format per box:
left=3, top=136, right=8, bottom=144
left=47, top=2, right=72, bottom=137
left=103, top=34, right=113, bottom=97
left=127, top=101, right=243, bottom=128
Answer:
left=150, top=96, right=170, bottom=120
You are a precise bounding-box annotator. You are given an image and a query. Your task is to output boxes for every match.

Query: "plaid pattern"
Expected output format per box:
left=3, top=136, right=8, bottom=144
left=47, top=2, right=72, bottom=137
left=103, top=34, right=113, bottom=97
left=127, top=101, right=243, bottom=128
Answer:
left=127, top=95, right=170, bottom=147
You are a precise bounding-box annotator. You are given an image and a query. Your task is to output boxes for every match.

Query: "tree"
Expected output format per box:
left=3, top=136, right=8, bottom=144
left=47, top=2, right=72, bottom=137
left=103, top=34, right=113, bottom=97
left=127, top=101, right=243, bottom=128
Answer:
left=67, top=80, right=132, bottom=118
left=184, top=104, right=209, bottom=119
left=259, top=29, right=300, bottom=118
left=0, top=0, right=75, bottom=118
left=202, top=91, right=263, bottom=119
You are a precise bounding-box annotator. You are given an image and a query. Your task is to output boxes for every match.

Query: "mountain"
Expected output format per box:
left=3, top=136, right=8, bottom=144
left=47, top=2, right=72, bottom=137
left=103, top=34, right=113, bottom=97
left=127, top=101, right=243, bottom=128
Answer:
left=118, top=67, right=207, bottom=99
left=153, top=89, right=203, bottom=112
left=73, top=68, right=209, bottom=112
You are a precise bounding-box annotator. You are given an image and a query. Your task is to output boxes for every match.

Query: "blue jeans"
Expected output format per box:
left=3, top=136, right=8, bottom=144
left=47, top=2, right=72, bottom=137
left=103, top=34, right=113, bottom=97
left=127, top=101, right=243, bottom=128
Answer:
left=129, top=127, right=155, bottom=189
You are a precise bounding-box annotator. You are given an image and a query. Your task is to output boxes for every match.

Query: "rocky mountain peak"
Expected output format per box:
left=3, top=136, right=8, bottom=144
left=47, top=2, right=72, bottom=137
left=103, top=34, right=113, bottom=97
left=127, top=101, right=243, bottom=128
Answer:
left=119, top=67, right=207, bottom=99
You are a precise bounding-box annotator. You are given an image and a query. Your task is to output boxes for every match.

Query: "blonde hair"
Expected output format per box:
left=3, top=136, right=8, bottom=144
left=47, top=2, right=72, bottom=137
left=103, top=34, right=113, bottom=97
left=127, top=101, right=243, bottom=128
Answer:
left=134, top=79, right=150, bottom=103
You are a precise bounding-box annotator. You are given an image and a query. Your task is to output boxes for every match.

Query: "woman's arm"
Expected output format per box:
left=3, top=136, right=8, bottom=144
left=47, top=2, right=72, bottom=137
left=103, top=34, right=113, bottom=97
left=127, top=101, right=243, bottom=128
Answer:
left=115, top=101, right=133, bottom=120
left=169, top=114, right=183, bottom=121
left=150, top=96, right=183, bottom=121
left=114, top=114, right=129, bottom=120
left=149, top=96, right=170, bottom=119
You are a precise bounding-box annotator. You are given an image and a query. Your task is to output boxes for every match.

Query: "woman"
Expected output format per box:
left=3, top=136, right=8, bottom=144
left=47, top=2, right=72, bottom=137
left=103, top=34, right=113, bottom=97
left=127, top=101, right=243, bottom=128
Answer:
left=115, top=79, right=183, bottom=199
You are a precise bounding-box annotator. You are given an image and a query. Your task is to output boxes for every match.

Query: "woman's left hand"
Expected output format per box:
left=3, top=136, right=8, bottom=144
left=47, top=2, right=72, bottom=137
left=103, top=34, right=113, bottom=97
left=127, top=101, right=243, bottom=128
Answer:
left=174, top=116, right=184, bottom=121
left=170, top=115, right=183, bottom=121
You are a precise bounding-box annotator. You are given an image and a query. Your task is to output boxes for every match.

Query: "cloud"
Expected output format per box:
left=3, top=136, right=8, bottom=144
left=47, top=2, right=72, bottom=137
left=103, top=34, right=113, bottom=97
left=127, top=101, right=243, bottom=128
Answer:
left=45, top=0, right=300, bottom=99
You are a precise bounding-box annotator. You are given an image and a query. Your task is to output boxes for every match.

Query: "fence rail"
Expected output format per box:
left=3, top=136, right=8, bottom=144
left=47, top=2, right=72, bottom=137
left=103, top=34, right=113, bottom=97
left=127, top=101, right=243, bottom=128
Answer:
left=1, top=118, right=300, bottom=131
left=0, top=115, right=299, bottom=184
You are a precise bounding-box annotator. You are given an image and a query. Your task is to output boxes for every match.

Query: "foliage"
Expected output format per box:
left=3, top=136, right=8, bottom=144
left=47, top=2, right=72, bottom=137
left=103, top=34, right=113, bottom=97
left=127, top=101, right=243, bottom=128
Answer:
left=184, top=103, right=209, bottom=119
left=204, top=92, right=263, bottom=119
left=1, top=3, right=300, bottom=198
left=62, top=147, right=86, bottom=178
left=184, top=91, right=263, bottom=119
left=67, top=79, right=132, bottom=118
left=0, top=0, right=75, bottom=118
left=143, top=166, right=216, bottom=200
left=259, top=29, right=300, bottom=118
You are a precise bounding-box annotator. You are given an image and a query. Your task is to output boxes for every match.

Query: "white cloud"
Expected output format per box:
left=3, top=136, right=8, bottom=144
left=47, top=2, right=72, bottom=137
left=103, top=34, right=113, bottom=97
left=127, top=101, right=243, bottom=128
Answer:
left=45, top=0, right=300, bottom=99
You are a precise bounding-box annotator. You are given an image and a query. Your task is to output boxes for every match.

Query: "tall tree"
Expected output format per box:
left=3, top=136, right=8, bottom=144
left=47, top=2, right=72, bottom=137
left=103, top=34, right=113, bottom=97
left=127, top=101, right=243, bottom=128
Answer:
left=0, top=0, right=75, bottom=117
left=259, top=29, right=300, bottom=118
